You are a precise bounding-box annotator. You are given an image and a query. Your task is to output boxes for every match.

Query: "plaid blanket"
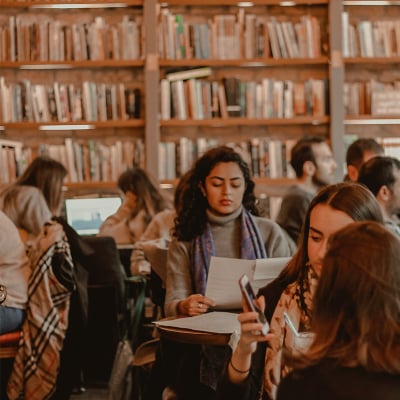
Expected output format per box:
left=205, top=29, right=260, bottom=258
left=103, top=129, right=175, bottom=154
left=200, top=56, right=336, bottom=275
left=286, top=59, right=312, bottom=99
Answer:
left=7, top=223, right=74, bottom=400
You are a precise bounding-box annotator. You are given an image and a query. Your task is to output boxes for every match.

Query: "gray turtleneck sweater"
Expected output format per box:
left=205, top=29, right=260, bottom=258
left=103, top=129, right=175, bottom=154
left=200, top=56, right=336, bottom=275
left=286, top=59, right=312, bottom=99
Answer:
left=165, top=206, right=292, bottom=316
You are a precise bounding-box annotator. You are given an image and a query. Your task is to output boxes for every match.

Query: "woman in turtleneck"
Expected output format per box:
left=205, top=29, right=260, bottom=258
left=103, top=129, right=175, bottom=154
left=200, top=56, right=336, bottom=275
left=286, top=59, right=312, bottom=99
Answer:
left=153, top=146, right=292, bottom=400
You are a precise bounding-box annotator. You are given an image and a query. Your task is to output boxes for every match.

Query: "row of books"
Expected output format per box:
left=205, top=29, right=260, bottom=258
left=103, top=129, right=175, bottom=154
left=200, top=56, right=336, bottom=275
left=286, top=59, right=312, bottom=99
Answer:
left=160, top=68, right=328, bottom=120
left=159, top=9, right=322, bottom=60
left=39, top=138, right=145, bottom=183
left=0, top=139, right=32, bottom=185
left=158, top=137, right=297, bottom=180
left=0, top=77, right=141, bottom=123
left=344, top=79, right=400, bottom=116
left=1, top=15, right=143, bottom=62
left=342, top=12, right=400, bottom=58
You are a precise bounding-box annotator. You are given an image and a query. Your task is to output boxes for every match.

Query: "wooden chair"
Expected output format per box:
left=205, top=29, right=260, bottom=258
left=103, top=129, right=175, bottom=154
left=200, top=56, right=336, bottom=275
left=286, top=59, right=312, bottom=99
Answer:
left=0, top=330, right=21, bottom=399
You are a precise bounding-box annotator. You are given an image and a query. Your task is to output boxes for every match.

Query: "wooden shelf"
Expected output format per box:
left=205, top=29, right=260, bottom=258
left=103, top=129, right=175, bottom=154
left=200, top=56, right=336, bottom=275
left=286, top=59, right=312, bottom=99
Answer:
left=160, top=57, right=329, bottom=68
left=345, top=57, right=400, bottom=65
left=0, top=1, right=143, bottom=8
left=158, top=0, right=328, bottom=5
left=0, top=60, right=145, bottom=69
left=0, top=120, right=145, bottom=130
left=160, top=116, right=329, bottom=127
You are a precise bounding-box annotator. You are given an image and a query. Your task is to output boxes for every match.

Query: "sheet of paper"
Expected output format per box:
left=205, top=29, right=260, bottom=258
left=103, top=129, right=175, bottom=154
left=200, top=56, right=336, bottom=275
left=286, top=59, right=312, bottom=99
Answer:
left=204, top=256, right=255, bottom=310
left=253, top=257, right=291, bottom=292
left=154, top=311, right=240, bottom=334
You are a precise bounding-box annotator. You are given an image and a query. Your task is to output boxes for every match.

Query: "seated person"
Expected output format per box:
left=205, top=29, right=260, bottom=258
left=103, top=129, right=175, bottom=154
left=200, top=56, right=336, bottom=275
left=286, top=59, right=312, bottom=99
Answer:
left=345, top=137, right=383, bottom=182
left=99, top=167, right=172, bottom=245
left=130, top=169, right=192, bottom=277
left=277, top=221, right=400, bottom=400
left=275, top=136, right=337, bottom=247
left=358, top=156, right=400, bottom=237
left=217, top=182, right=384, bottom=400
left=148, top=146, right=292, bottom=400
left=0, top=210, right=31, bottom=334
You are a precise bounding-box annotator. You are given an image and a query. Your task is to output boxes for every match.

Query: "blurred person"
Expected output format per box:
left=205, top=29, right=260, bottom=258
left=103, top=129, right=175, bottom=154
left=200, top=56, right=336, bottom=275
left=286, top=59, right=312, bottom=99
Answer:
left=130, top=169, right=192, bottom=277
left=275, top=136, right=337, bottom=247
left=277, top=221, right=400, bottom=400
left=217, top=182, right=384, bottom=400
left=358, top=155, right=400, bottom=237
left=99, top=167, right=172, bottom=245
left=0, top=156, right=93, bottom=399
left=345, top=137, right=384, bottom=182
left=0, top=210, right=30, bottom=334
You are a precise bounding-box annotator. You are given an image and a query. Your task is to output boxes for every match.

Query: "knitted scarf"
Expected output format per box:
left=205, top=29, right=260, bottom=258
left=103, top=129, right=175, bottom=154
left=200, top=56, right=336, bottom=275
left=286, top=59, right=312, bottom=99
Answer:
left=190, top=207, right=267, bottom=295
left=263, top=265, right=318, bottom=399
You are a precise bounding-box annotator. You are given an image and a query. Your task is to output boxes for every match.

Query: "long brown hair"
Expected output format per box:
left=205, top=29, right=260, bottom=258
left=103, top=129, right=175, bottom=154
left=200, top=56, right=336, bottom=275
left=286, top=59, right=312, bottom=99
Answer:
left=300, top=221, right=400, bottom=373
left=278, top=182, right=383, bottom=286
left=117, top=167, right=171, bottom=222
left=16, top=156, right=67, bottom=215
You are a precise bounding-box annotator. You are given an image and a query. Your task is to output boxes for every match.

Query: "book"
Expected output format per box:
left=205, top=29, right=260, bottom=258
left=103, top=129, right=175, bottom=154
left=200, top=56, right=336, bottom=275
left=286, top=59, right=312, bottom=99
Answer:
left=165, top=67, right=212, bottom=82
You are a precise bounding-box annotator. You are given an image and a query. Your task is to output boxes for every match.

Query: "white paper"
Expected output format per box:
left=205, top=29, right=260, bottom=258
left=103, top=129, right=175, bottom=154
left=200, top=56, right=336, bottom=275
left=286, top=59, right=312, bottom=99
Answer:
left=253, top=257, right=291, bottom=292
left=154, top=311, right=240, bottom=334
left=204, top=256, right=291, bottom=309
left=205, top=256, right=255, bottom=310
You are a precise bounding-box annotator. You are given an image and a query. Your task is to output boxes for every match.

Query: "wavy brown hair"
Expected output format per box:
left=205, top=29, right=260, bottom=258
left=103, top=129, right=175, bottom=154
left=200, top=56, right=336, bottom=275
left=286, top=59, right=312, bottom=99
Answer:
left=297, top=221, right=400, bottom=373
left=16, top=156, right=67, bottom=215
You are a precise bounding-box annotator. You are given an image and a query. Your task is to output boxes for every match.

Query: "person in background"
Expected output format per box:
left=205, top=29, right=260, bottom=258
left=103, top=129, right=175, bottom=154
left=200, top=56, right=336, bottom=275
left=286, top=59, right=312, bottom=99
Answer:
left=275, top=136, right=337, bottom=247
left=130, top=169, right=192, bottom=277
left=0, top=210, right=31, bottom=335
left=217, top=182, right=384, bottom=400
left=0, top=165, right=52, bottom=244
left=358, top=155, right=400, bottom=237
left=277, top=221, right=400, bottom=400
left=150, top=146, right=292, bottom=400
left=345, top=137, right=384, bottom=182
left=98, top=167, right=172, bottom=245
left=0, top=156, right=93, bottom=398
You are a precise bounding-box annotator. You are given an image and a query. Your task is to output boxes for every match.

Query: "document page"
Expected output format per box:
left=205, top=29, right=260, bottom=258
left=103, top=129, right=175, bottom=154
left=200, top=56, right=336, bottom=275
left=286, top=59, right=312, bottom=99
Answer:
left=204, top=256, right=255, bottom=310
left=253, top=257, right=291, bottom=292
left=154, top=311, right=240, bottom=334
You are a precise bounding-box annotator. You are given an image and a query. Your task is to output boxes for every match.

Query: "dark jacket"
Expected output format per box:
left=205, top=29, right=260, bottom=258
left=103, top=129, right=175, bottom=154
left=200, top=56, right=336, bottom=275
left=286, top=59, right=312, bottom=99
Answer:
left=216, top=276, right=290, bottom=400
left=277, top=362, right=400, bottom=400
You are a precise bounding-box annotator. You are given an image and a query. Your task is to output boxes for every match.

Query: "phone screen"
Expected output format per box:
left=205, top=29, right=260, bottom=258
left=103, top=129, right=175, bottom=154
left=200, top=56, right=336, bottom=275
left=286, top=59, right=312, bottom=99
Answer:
left=239, top=274, right=269, bottom=335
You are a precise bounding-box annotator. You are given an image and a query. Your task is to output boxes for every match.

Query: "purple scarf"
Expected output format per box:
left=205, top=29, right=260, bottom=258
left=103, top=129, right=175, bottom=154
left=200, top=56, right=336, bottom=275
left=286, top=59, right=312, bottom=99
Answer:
left=191, top=208, right=267, bottom=294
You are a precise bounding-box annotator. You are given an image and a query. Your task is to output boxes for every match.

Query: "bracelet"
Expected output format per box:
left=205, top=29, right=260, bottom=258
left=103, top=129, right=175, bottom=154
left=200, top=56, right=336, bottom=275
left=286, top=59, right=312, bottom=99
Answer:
left=229, top=359, right=250, bottom=375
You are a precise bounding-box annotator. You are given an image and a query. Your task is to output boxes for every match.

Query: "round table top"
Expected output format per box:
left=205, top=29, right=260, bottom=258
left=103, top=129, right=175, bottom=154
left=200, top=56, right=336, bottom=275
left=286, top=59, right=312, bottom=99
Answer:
left=155, top=316, right=232, bottom=346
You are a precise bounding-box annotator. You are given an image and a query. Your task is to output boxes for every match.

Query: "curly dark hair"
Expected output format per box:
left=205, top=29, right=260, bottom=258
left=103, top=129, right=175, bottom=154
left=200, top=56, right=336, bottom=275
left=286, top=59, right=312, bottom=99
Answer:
left=173, top=146, right=258, bottom=241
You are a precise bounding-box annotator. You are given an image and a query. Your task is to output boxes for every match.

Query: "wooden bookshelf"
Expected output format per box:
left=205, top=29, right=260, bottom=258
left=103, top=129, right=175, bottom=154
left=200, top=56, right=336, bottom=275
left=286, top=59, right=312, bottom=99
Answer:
left=342, top=1, right=400, bottom=140
left=0, top=0, right=357, bottom=196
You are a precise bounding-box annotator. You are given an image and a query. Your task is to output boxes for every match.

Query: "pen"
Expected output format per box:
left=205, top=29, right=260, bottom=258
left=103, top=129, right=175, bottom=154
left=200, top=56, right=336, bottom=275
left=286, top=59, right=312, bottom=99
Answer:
left=283, top=312, right=299, bottom=337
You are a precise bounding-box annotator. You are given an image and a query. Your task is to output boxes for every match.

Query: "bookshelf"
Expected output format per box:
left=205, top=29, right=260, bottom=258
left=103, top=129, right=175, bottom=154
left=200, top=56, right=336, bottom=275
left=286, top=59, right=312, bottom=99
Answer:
left=0, top=0, right=352, bottom=199
left=342, top=0, right=400, bottom=146
left=153, top=0, right=345, bottom=192
left=0, top=0, right=146, bottom=187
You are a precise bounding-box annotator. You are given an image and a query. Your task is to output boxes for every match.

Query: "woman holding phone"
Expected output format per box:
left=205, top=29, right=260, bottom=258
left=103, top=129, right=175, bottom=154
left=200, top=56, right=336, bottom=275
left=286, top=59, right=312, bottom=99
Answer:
left=216, top=182, right=384, bottom=400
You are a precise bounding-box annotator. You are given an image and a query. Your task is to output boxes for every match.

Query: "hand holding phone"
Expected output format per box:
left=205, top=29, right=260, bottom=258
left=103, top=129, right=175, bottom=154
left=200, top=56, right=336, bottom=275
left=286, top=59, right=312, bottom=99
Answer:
left=238, top=274, right=269, bottom=335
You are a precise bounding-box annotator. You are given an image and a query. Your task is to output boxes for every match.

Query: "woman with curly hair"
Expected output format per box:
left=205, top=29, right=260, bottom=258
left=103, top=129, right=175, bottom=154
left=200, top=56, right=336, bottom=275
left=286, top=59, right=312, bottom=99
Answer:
left=151, top=146, right=292, bottom=400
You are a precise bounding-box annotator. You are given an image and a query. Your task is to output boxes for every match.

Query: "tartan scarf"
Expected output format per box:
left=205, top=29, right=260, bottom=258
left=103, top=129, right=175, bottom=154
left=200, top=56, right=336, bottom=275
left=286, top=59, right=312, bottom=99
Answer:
left=191, top=206, right=267, bottom=295
left=263, top=264, right=318, bottom=400
left=7, top=223, right=74, bottom=400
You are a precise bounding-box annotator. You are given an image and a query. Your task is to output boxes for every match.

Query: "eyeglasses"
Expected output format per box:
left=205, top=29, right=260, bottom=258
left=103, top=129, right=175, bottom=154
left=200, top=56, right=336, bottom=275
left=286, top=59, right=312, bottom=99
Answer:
left=0, top=285, right=7, bottom=305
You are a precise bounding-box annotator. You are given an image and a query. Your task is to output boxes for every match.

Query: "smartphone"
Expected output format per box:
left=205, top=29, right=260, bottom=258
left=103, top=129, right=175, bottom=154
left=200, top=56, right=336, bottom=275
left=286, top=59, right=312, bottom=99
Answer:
left=238, top=274, right=269, bottom=335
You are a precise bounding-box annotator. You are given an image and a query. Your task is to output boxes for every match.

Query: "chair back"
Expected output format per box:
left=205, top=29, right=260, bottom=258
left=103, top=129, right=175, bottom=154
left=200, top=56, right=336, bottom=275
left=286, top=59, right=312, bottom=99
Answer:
left=81, top=236, right=127, bottom=383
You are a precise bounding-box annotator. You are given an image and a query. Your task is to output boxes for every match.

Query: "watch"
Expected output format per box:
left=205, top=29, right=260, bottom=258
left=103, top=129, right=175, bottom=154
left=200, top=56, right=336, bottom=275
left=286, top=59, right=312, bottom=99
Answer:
left=0, top=285, right=7, bottom=304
